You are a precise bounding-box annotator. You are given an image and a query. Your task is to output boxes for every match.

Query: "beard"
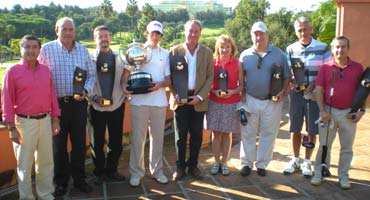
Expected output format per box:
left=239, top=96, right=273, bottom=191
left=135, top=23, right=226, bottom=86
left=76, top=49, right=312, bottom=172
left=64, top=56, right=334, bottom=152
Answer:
left=99, top=41, right=109, bottom=48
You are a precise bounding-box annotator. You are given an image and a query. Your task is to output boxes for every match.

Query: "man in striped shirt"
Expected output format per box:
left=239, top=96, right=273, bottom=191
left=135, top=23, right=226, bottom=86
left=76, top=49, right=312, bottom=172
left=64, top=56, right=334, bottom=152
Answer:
left=284, top=17, right=331, bottom=177
left=39, top=17, right=96, bottom=197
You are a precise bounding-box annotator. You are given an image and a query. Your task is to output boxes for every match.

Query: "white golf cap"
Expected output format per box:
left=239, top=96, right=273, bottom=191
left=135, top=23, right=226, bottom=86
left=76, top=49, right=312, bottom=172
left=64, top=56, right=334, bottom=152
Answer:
left=250, top=21, right=268, bottom=34
left=147, top=21, right=163, bottom=34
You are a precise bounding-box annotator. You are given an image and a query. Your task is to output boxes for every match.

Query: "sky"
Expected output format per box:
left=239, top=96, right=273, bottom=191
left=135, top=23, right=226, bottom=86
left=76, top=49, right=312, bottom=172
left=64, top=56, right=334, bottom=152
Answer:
left=1, top=0, right=326, bottom=13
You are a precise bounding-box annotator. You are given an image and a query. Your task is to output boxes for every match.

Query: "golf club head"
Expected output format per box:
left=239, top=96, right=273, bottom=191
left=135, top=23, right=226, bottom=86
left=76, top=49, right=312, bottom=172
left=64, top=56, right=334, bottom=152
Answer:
left=302, top=135, right=315, bottom=148
left=240, top=108, right=248, bottom=126
left=321, top=164, right=331, bottom=177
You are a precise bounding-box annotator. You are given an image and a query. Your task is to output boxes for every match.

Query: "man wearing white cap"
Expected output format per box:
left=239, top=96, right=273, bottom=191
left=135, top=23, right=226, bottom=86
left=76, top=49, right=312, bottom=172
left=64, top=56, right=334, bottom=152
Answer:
left=122, top=20, right=171, bottom=187
left=239, top=21, right=291, bottom=177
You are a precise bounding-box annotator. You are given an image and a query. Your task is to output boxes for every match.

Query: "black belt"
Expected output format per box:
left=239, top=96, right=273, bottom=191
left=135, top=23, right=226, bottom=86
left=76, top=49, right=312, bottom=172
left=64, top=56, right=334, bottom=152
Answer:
left=17, top=113, right=48, bottom=120
left=188, top=90, right=195, bottom=96
left=58, top=96, right=74, bottom=103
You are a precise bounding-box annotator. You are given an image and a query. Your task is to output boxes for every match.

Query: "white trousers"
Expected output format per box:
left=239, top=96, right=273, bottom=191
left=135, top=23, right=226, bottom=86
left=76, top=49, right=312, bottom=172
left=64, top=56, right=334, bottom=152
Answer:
left=13, top=115, right=54, bottom=200
left=240, top=95, right=283, bottom=169
left=129, top=105, right=166, bottom=178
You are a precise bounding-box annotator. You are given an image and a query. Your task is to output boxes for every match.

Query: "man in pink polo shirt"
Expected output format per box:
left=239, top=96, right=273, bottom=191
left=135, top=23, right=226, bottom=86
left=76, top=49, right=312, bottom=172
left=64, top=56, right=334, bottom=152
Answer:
left=2, top=35, right=61, bottom=200
left=311, top=36, right=365, bottom=189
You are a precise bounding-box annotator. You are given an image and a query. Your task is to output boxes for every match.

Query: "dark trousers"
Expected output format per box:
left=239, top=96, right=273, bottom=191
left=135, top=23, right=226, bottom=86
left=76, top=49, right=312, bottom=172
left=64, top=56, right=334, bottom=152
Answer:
left=54, top=99, right=88, bottom=186
left=174, top=105, right=205, bottom=169
left=89, top=104, right=124, bottom=176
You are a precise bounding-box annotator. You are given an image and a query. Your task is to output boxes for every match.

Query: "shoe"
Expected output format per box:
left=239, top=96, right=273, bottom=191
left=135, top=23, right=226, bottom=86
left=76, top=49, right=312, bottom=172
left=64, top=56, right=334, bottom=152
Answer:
left=74, top=181, right=93, bottom=193
left=129, top=176, right=141, bottom=187
left=172, top=168, right=186, bottom=181
left=106, top=172, right=126, bottom=181
left=93, top=175, right=105, bottom=185
left=188, top=167, right=203, bottom=179
left=210, top=163, right=220, bottom=175
left=257, top=168, right=266, bottom=176
left=54, top=185, right=67, bottom=197
left=221, top=164, right=230, bottom=176
left=311, top=175, right=322, bottom=186
left=339, top=178, right=351, bottom=189
left=240, top=166, right=251, bottom=177
left=283, top=158, right=301, bottom=175
left=153, top=174, right=169, bottom=184
left=301, top=160, right=313, bottom=178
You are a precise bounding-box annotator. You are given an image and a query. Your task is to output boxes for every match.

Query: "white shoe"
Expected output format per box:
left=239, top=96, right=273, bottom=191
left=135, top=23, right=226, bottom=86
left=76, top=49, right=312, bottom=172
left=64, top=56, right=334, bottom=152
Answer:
left=311, top=175, right=322, bottom=186
left=339, top=178, right=351, bottom=189
left=210, top=163, right=220, bottom=175
left=283, top=158, right=300, bottom=174
left=301, top=160, right=313, bottom=177
left=153, top=174, right=169, bottom=184
left=129, top=176, right=141, bottom=187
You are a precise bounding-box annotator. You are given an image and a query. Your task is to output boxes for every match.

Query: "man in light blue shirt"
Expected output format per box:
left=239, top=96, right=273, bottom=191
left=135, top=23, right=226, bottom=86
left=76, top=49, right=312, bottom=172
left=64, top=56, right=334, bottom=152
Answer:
left=39, top=17, right=96, bottom=197
left=239, top=21, right=291, bottom=177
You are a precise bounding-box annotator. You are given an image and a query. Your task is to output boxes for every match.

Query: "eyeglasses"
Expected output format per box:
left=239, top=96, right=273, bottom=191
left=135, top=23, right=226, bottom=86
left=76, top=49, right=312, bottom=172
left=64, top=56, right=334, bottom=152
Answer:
left=257, top=55, right=263, bottom=69
left=339, top=68, right=344, bottom=80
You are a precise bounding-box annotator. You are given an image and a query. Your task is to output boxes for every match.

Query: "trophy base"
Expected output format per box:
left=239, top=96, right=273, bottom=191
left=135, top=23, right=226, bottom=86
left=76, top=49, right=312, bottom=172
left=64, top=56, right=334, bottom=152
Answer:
left=73, top=94, right=81, bottom=100
left=127, top=85, right=154, bottom=94
left=102, top=99, right=112, bottom=106
left=218, top=90, right=228, bottom=96
left=296, top=84, right=307, bottom=91
left=128, top=72, right=154, bottom=94
left=270, top=95, right=279, bottom=102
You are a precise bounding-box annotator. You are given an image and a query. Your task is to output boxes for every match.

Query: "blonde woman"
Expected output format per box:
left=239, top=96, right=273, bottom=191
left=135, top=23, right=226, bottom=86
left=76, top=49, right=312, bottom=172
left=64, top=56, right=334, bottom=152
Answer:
left=207, top=34, right=244, bottom=175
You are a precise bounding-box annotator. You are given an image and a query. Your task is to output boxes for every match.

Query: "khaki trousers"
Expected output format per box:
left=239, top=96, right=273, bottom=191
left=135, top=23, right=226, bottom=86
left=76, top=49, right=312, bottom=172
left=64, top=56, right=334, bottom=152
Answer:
left=13, top=115, right=54, bottom=200
left=314, top=107, right=356, bottom=180
left=129, top=105, right=166, bottom=178
left=240, top=95, right=283, bottom=169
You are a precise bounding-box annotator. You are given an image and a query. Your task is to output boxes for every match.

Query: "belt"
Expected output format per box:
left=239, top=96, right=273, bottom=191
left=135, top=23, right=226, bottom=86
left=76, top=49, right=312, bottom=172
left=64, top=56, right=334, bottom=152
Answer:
left=188, top=90, right=195, bottom=96
left=17, top=113, right=48, bottom=120
left=58, top=96, right=74, bottom=103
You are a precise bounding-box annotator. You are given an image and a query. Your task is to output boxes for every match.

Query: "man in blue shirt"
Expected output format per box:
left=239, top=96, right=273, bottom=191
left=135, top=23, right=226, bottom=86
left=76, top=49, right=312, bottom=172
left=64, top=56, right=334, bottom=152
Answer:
left=39, top=17, right=96, bottom=197
left=239, top=21, right=291, bottom=177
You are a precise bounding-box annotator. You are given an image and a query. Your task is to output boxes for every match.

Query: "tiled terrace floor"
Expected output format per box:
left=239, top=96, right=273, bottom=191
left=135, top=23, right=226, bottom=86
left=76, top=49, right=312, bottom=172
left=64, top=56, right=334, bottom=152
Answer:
left=1, top=105, right=369, bottom=200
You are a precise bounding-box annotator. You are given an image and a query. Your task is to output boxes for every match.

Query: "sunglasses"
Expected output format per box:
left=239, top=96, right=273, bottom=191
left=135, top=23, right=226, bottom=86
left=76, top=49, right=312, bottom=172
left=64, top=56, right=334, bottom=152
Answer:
left=339, top=68, right=344, bottom=80
left=257, top=55, right=263, bottom=69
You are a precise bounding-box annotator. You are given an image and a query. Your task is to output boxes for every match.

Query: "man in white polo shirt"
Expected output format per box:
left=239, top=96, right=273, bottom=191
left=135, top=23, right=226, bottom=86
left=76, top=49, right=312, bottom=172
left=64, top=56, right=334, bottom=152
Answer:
left=123, top=21, right=171, bottom=187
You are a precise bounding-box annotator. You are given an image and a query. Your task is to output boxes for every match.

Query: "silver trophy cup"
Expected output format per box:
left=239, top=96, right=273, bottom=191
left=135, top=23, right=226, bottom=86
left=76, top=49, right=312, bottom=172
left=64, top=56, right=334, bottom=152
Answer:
left=119, top=41, right=153, bottom=94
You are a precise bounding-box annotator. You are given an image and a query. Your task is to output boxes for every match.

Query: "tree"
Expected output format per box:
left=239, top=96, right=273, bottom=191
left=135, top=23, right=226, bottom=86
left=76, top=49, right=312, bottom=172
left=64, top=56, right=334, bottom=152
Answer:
left=125, top=0, right=139, bottom=31
left=225, top=0, right=270, bottom=53
left=9, top=38, right=20, bottom=58
left=265, top=8, right=296, bottom=50
left=195, top=10, right=225, bottom=26
left=136, top=3, right=157, bottom=42
left=310, top=0, right=336, bottom=45
left=98, top=0, right=113, bottom=19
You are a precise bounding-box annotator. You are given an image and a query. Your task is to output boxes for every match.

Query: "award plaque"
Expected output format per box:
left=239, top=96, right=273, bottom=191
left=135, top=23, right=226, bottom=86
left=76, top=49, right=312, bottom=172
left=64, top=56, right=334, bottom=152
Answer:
left=170, top=55, right=189, bottom=103
left=98, top=60, right=115, bottom=106
left=73, top=67, right=87, bottom=100
left=118, top=41, right=154, bottom=94
left=347, top=67, right=370, bottom=120
left=269, top=65, right=283, bottom=101
left=217, top=68, right=228, bottom=95
left=290, top=57, right=306, bottom=91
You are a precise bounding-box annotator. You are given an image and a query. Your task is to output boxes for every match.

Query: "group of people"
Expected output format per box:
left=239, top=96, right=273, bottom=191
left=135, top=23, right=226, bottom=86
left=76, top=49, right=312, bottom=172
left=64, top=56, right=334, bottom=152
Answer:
left=1, top=15, right=366, bottom=200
